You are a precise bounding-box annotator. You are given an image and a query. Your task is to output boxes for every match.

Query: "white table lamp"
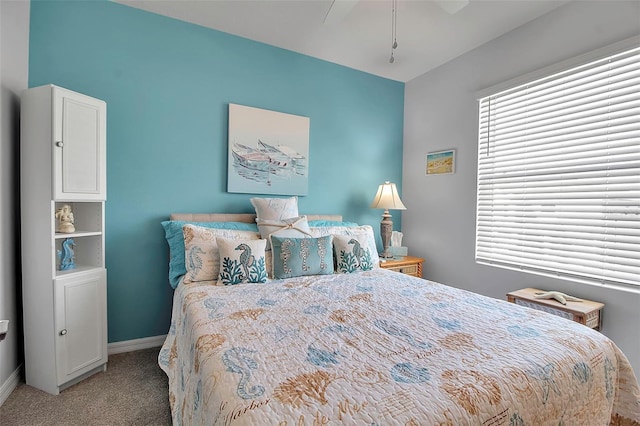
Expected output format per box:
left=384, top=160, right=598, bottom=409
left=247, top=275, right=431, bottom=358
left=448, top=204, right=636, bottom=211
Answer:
left=371, top=181, right=406, bottom=258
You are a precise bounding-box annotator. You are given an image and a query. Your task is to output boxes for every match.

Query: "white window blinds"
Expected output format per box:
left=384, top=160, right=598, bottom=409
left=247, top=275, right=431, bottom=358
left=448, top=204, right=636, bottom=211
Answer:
left=476, top=43, right=640, bottom=289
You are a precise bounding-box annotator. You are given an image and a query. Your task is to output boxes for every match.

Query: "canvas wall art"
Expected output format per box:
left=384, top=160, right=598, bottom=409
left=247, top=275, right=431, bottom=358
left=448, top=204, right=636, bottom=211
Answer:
left=228, top=103, right=309, bottom=195
left=426, top=149, right=455, bottom=175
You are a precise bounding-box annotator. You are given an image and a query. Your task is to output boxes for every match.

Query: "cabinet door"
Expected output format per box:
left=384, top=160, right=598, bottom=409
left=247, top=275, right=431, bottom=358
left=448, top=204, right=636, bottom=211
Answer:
left=53, top=88, right=106, bottom=200
left=55, top=269, right=107, bottom=385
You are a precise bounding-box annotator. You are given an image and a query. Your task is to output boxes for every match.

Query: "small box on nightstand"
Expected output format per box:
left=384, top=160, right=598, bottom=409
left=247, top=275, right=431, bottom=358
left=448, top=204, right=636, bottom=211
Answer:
left=388, top=246, right=408, bottom=257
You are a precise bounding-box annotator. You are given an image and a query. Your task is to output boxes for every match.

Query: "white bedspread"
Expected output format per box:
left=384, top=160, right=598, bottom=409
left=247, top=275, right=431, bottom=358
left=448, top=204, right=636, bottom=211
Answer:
left=159, top=269, right=640, bottom=425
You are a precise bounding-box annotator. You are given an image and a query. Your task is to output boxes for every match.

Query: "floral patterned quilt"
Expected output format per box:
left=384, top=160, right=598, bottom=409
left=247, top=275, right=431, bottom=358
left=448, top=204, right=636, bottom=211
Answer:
left=159, top=269, right=640, bottom=425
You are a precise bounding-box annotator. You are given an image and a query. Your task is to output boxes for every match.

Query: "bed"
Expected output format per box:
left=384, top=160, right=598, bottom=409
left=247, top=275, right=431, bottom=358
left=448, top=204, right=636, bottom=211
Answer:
left=159, top=212, right=640, bottom=425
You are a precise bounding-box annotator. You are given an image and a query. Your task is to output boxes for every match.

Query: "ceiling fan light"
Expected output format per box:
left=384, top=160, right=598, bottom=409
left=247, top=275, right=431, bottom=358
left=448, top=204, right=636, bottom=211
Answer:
left=388, top=0, right=398, bottom=63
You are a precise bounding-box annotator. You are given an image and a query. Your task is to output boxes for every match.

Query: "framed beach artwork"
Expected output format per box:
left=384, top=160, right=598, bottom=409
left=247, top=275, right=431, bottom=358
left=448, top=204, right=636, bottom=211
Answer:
left=426, top=149, right=456, bottom=175
left=227, top=104, right=309, bottom=195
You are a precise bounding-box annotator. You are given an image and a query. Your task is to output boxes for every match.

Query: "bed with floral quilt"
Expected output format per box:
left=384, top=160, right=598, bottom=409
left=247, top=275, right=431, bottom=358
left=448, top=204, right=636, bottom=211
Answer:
left=158, top=209, right=639, bottom=425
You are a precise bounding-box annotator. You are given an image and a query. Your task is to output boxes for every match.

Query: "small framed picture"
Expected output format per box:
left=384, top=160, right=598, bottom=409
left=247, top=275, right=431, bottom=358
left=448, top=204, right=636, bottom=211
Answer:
left=426, top=149, right=455, bottom=175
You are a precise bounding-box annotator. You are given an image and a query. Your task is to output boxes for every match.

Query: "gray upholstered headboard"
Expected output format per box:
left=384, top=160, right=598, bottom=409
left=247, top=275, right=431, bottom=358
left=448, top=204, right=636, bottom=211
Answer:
left=170, top=213, right=342, bottom=222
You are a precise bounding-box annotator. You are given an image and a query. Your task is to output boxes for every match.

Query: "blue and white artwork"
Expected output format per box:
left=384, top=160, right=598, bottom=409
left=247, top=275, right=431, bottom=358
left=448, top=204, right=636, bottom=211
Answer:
left=227, top=104, right=309, bottom=196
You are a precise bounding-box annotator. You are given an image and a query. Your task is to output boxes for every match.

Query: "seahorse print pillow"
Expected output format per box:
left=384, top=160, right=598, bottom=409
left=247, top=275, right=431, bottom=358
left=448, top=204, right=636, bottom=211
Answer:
left=310, top=224, right=380, bottom=269
left=270, top=235, right=334, bottom=279
left=217, top=237, right=268, bottom=285
left=182, top=224, right=260, bottom=284
left=333, top=233, right=375, bottom=273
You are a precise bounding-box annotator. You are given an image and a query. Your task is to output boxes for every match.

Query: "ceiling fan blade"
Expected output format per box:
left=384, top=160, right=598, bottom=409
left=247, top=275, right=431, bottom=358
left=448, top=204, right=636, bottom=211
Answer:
left=323, top=0, right=359, bottom=25
left=434, top=0, right=470, bottom=15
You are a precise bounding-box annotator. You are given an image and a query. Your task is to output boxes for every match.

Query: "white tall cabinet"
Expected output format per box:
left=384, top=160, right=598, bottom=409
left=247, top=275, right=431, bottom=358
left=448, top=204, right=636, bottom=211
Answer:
left=21, top=85, right=108, bottom=395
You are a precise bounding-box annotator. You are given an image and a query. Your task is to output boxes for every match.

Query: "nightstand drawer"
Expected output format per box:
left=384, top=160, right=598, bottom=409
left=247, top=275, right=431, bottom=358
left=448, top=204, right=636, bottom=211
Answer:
left=380, top=256, right=424, bottom=278
left=385, top=264, right=419, bottom=275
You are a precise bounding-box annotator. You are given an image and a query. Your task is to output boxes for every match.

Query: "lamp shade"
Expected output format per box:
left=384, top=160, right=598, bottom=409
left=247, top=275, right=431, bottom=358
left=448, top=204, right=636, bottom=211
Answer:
left=370, top=181, right=406, bottom=210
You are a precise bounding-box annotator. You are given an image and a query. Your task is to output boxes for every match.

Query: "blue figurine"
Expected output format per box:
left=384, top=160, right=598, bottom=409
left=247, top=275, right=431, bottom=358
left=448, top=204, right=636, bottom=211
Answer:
left=57, top=238, right=76, bottom=271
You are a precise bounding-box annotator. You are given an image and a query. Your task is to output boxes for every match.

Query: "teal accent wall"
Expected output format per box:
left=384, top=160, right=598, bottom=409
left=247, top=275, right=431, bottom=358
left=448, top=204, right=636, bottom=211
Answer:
left=28, top=0, right=405, bottom=342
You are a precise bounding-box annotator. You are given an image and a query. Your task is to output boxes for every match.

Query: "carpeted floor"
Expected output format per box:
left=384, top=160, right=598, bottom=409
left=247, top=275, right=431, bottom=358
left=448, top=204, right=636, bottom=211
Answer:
left=0, top=347, right=171, bottom=426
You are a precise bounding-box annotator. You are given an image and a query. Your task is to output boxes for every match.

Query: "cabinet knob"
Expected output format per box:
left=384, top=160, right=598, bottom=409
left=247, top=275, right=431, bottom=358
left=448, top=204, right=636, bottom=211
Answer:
left=55, top=141, right=64, bottom=148
left=59, top=329, right=67, bottom=336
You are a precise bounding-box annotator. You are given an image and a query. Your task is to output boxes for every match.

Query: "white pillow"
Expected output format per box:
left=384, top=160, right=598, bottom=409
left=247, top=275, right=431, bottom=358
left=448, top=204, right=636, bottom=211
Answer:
left=182, top=224, right=260, bottom=283
left=310, top=225, right=380, bottom=268
left=250, top=196, right=299, bottom=220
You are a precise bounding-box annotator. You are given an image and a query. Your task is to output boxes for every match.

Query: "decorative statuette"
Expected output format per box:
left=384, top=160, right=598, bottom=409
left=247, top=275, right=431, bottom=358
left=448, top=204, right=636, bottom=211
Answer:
left=55, top=204, right=75, bottom=233
left=534, top=291, right=582, bottom=305
left=57, top=238, right=76, bottom=271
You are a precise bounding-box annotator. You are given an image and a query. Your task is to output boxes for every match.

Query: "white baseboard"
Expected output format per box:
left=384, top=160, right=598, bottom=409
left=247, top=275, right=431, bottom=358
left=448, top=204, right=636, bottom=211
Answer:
left=107, top=335, right=167, bottom=355
left=0, top=364, right=22, bottom=407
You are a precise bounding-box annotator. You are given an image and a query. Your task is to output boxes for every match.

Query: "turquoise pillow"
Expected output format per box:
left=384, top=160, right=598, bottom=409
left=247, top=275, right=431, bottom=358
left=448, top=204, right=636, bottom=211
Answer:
left=161, top=220, right=258, bottom=288
left=270, top=235, right=334, bottom=279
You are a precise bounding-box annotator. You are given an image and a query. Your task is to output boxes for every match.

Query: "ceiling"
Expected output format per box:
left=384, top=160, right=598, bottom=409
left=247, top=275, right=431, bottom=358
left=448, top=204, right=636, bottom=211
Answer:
left=116, top=0, right=570, bottom=82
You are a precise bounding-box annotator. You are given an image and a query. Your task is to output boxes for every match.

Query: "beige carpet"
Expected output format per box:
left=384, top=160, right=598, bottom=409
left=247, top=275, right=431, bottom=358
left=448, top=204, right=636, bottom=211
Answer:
left=0, top=347, right=171, bottom=426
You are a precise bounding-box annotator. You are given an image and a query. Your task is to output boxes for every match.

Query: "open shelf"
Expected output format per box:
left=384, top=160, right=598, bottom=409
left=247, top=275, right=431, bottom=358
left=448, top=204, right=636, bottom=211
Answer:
left=54, top=234, right=103, bottom=277
left=53, top=201, right=103, bottom=235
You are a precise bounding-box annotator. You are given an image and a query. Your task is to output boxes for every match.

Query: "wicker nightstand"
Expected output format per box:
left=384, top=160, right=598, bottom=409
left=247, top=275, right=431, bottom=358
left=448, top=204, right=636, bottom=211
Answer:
left=380, top=256, right=424, bottom=278
left=507, top=288, right=604, bottom=331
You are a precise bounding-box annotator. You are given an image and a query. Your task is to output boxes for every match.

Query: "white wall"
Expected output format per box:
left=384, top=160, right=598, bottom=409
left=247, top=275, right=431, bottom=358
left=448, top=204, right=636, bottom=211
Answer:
left=403, top=1, right=640, bottom=375
left=0, top=0, right=29, bottom=404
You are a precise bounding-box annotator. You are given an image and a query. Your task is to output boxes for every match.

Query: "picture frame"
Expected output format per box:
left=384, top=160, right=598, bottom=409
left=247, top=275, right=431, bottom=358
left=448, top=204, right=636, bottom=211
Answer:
left=426, top=149, right=456, bottom=175
left=227, top=103, right=309, bottom=196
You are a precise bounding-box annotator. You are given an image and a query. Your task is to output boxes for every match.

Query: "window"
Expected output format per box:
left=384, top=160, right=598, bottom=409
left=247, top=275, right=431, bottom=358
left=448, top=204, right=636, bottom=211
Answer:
left=476, top=39, right=640, bottom=290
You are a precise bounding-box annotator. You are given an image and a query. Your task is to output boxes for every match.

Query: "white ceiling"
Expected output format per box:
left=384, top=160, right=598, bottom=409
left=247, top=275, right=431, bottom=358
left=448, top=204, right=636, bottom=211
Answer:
left=116, top=0, right=570, bottom=82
